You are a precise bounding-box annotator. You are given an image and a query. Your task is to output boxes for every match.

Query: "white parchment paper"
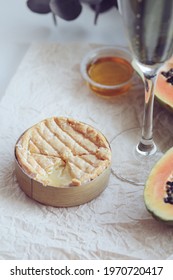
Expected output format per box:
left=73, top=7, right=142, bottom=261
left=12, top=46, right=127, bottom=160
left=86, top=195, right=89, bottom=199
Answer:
left=0, top=43, right=173, bottom=260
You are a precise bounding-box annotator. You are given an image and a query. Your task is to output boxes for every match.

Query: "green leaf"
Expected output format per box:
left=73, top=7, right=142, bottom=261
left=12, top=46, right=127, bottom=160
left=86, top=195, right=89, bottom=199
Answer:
left=27, top=0, right=51, bottom=14
left=50, top=0, right=82, bottom=21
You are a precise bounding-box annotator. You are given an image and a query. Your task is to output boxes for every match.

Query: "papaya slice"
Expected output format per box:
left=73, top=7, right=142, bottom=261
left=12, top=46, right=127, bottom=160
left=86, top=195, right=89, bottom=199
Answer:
left=155, top=56, right=173, bottom=112
left=144, top=147, right=173, bottom=224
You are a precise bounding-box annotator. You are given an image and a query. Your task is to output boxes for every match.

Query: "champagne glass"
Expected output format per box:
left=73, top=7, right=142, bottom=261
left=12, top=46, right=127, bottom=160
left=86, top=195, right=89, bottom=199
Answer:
left=111, top=0, right=173, bottom=185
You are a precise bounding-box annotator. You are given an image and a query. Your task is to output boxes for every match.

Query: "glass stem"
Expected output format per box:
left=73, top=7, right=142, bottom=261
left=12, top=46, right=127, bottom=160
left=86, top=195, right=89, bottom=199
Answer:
left=133, top=60, right=158, bottom=156
left=137, top=73, right=157, bottom=155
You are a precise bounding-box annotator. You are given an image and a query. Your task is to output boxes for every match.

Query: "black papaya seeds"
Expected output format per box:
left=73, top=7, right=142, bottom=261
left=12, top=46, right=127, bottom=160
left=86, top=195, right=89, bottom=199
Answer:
left=164, top=180, right=173, bottom=204
left=161, top=68, right=173, bottom=85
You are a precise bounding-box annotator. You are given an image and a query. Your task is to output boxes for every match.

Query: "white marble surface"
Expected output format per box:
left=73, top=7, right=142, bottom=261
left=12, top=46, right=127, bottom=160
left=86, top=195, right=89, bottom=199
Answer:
left=0, top=0, right=127, bottom=101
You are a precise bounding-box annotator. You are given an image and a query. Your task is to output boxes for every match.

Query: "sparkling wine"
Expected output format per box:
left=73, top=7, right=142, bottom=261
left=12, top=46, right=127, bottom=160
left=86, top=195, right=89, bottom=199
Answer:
left=111, top=0, right=173, bottom=185
left=118, top=0, right=173, bottom=65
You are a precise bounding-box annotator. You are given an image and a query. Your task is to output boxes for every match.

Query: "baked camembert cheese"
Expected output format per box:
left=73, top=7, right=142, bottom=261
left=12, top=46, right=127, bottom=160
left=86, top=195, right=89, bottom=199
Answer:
left=15, top=117, right=111, bottom=187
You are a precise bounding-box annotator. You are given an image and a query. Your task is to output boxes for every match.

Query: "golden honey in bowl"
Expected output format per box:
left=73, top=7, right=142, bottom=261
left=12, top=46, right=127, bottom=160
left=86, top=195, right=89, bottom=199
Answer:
left=87, top=56, right=134, bottom=97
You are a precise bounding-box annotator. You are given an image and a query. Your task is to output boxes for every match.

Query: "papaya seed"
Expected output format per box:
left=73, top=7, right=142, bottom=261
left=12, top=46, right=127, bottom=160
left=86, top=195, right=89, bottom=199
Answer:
left=161, top=69, right=173, bottom=85
left=164, top=180, right=173, bottom=204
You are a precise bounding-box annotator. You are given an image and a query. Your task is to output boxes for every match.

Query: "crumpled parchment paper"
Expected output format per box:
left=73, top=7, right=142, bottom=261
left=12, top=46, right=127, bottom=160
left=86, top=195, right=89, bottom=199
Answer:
left=0, top=43, right=173, bottom=260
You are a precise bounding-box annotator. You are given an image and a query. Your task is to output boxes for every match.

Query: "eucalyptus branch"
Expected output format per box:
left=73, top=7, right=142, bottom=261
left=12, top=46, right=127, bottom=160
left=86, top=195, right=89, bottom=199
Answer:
left=26, top=0, right=118, bottom=25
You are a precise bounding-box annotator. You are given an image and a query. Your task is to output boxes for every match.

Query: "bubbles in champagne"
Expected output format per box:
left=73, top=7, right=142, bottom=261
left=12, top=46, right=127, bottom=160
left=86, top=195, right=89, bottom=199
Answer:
left=119, top=0, right=173, bottom=65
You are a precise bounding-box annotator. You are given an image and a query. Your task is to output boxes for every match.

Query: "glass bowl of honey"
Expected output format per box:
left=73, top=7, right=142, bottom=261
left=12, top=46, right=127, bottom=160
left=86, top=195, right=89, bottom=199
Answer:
left=80, top=46, right=134, bottom=97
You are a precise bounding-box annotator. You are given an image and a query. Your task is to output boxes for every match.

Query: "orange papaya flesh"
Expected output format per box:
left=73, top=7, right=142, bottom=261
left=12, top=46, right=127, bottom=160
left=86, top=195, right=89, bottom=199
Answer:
left=155, top=56, right=173, bottom=111
left=144, top=147, right=173, bottom=224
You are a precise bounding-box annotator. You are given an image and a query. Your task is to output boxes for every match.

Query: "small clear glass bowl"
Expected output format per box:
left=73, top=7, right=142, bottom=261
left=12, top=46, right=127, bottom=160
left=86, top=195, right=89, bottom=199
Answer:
left=80, top=46, right=134, bottom=98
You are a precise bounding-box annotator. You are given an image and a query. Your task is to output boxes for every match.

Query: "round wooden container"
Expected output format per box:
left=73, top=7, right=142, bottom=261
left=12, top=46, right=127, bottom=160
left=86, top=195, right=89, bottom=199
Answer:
left=14, top=155, right=111, bottom=207
left=14, top=117, right=111, bottom=207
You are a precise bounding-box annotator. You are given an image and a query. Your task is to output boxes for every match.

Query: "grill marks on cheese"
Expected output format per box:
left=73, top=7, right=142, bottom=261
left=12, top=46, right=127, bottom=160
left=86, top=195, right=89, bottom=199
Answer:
left=16, top=117, right=111, bottom=187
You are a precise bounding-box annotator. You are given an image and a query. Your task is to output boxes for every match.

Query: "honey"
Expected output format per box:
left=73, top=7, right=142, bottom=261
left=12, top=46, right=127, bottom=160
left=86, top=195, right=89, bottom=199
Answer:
left=87, top=56, right=134, bottom=97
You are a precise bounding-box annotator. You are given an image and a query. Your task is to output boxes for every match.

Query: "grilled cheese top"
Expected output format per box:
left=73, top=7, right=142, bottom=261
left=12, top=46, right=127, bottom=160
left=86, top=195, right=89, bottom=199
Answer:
left=15, top=117, right=111, bottom=187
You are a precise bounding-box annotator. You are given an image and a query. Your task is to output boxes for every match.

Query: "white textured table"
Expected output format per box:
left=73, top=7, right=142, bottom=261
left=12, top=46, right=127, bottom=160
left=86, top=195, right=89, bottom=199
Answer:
left=0, top=43, right=173, bottom=260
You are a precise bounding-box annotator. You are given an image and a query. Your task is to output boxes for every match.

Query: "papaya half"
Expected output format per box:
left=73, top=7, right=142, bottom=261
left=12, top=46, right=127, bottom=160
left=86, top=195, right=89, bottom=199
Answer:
left=144, top=147, right=173, bottom=225
left=155, top=56, right=173, bottom=112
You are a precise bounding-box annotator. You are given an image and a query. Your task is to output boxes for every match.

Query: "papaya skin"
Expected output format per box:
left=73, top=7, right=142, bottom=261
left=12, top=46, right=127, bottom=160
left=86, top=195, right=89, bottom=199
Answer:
left=144, top=147, right=173, bottom=225
left=155, top=57, right=173, bottom=113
